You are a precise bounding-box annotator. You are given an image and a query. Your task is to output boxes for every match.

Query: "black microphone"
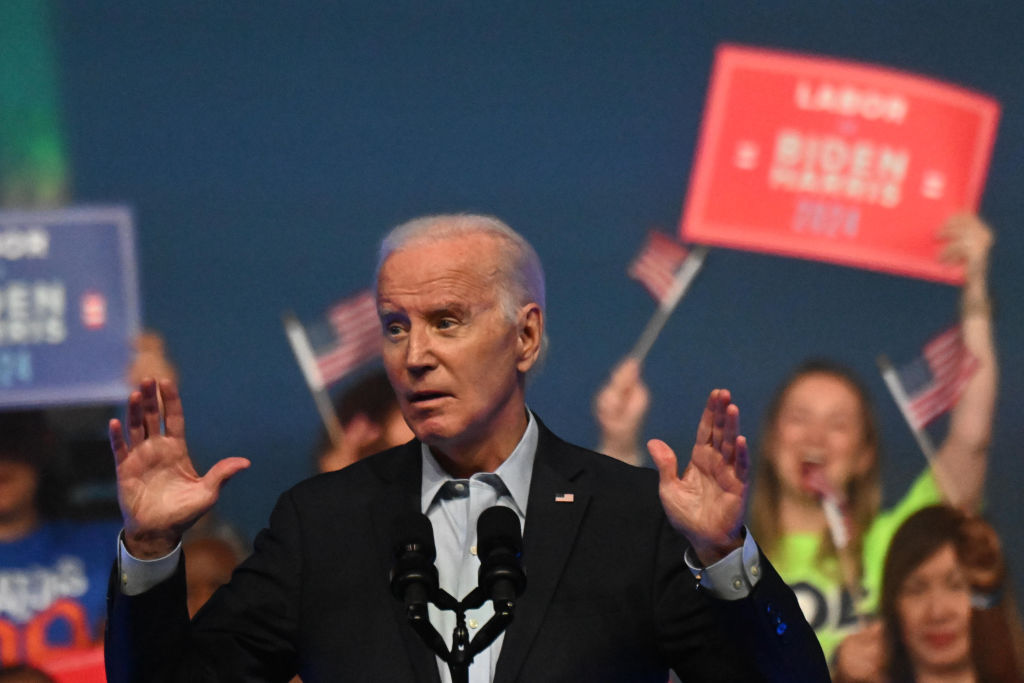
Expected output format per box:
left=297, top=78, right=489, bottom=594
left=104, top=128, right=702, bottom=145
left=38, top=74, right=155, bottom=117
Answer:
left=476, top=506, right=526, bottom=610
left=389, top=512, right=450, bottom=663
left=390, top=511, right=439, bottom=612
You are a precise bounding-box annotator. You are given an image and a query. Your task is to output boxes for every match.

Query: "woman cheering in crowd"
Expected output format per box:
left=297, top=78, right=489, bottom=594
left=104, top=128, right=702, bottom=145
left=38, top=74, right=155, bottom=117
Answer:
left=747, top=213, right=998, bottom=660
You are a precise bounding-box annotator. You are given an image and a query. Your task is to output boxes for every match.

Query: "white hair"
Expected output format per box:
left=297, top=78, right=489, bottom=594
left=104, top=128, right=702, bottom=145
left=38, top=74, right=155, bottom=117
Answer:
left=376, top=213, right=548, bottom=369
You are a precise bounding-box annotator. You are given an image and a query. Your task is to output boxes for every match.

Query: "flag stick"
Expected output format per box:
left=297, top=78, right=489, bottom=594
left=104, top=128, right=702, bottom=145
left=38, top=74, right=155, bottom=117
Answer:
left=629, top=246, right=709, bottom=363
left=283, top=312, right=344, bottom=447
left=821, top=495, right=865, bottom=623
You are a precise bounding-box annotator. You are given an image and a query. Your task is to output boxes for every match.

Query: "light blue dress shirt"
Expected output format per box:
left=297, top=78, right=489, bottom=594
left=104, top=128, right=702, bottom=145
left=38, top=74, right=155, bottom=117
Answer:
left=419, top=411, right=537, bottom=683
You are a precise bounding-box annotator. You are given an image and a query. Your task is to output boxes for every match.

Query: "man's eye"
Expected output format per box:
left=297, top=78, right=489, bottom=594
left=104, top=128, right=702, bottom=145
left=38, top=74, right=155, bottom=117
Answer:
left=385, top=323, right=405, bottom=336
left=437, top=319, right=457, bottom=330
left=782, top=411, right=806, bottom=426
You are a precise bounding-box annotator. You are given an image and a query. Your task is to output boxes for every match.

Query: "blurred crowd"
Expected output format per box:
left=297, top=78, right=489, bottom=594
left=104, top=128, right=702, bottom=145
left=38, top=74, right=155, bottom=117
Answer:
left=2, top=212, right=1021, bottom=682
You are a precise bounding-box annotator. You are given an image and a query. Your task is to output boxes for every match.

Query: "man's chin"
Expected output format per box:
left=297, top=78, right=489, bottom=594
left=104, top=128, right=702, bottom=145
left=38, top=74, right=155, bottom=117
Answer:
left=410, top=421, right=456, bottom=448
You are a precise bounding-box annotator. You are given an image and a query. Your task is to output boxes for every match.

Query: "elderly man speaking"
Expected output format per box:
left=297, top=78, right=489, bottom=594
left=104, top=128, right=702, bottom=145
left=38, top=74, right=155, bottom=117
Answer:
left=106, top=214, right=828, bottom=682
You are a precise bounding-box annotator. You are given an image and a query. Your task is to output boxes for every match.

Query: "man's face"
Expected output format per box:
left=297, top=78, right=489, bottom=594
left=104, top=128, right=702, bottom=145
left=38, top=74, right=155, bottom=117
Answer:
left=377, top=232, right=541, bottom=463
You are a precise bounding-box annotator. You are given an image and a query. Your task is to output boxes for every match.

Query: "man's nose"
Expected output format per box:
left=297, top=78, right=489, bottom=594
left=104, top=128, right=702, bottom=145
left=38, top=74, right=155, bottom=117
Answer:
left=405, top=325, right=436, bottom=373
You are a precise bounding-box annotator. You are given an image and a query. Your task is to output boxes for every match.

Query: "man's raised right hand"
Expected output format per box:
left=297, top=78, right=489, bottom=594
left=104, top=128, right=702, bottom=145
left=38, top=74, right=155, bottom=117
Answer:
left=109, top=378, right=250, bottom=559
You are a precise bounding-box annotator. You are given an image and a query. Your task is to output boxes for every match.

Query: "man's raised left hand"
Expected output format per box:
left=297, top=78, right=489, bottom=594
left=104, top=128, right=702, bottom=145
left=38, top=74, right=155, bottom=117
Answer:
left=647, top=388, right=748, bottom=566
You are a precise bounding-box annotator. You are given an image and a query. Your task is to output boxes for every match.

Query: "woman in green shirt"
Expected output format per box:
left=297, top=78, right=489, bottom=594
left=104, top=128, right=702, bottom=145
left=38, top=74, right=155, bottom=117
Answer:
left=748, top=214, right=998, bottom=661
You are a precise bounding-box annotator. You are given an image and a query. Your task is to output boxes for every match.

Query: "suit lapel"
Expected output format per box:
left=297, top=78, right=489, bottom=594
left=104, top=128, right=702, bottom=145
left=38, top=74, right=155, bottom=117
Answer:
left=493, top=421, right=590, bottom=683
left=369, top=442, right=443, bottom=683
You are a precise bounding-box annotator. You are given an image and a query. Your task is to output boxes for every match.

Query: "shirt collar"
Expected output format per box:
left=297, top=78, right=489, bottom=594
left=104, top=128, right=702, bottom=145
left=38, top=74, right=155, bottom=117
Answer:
left=420, top=410, right=538, bottom=516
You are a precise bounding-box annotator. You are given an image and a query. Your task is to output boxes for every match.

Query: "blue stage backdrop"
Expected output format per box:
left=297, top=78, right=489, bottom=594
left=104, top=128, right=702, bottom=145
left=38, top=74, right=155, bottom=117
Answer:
left=48, top=1, right=1024, bottom=600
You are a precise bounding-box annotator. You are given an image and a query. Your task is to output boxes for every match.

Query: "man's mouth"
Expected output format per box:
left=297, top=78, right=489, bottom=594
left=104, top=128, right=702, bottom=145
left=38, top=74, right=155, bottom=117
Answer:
left=407, top=391, right=450, bottom=405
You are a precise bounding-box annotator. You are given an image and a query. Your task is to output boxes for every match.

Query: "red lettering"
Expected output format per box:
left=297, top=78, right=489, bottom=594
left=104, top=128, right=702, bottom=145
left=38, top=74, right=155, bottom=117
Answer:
left=24, top=598, right=92, bottom=666
left=0, top=618, right=19, bottom=666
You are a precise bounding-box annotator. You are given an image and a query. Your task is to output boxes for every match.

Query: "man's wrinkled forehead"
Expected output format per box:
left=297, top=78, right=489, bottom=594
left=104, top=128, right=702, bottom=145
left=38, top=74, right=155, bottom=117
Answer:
left=376, top=233, right=504, bottom=293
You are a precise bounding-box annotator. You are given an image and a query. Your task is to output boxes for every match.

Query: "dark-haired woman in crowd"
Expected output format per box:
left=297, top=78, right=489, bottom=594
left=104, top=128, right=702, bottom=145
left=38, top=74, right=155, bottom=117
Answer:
left=834, top=505, right=1024, bottom=682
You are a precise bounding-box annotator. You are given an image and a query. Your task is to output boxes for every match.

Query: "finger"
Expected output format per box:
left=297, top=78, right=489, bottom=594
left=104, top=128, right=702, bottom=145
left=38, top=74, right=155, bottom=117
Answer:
left=632, top=382, right=651, bottom=415
left=203, top=457, right=252, bottom=494
left=109, top=419, right=129, bottom=466
left=595, top=363, right=627, bottom=414
left=719, top=402, right=740, bottom=465
left=159, top=379, right=187, bottom=439
left=941, top=213, right=991, bottom=247
left=594, top=384, right=616, bottom=415
left=127, top=390, right=145, bottom=446
left=734, top=435, right=749, bottom=482
left=618, top=357, right=641, bottom=386
left=604, top=358, right=639, bottom=404
left=937, top=240, right=964, bottom=264
left=647, top=439, right=679, bottom=483
left=610, top=357, right=632, bottom=386
left=625, top=361, right=650, bottom=403
left=939, top=211, right=975, bottom=232
left=695, top=389, right=718, bottom=445
left=937, top=216, right=965, bottom=240
left=140, top=378, right=162, bottom=436
left=711, top=389, right=731, bottom=453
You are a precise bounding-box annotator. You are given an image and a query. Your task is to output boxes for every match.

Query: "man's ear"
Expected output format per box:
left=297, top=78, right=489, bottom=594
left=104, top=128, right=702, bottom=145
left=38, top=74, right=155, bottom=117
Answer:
left=515, top=303, right=544, bottom=373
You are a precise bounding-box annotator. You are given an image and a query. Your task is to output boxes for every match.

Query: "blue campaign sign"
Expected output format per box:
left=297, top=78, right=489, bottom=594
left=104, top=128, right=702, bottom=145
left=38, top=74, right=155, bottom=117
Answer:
left=0, top=206, right=140, bottom=408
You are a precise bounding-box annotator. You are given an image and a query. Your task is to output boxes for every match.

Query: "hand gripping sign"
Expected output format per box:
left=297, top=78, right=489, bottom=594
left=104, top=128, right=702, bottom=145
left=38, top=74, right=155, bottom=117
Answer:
left=680, top=44, right=999, bottom=284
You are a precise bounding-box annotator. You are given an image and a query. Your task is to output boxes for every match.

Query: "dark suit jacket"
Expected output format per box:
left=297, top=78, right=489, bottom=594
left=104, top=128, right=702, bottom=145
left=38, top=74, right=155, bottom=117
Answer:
left=106, top=417, right=829, bottom=682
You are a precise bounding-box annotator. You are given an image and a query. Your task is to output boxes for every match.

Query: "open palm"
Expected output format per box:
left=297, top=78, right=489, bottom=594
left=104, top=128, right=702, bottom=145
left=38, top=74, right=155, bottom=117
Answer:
left=109, top=379, right=250, bottom=557
left=648, top=389, right=748, bottom=565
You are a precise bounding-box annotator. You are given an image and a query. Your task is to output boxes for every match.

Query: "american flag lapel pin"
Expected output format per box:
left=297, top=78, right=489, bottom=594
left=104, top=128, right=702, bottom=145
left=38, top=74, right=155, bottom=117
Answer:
left=554, top=493, right=574, bottom=503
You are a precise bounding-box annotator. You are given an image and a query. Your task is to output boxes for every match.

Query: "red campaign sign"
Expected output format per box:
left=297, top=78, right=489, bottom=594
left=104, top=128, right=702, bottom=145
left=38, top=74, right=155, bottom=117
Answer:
left=38, top=646, right=106, bottom=683
left=679, top=44, right=1000, bottom=284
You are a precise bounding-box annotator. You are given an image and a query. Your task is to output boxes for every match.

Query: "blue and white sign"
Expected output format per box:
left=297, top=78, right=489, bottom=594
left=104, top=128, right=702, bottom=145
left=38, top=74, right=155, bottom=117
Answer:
left=0, top=206, right=139, bottom=408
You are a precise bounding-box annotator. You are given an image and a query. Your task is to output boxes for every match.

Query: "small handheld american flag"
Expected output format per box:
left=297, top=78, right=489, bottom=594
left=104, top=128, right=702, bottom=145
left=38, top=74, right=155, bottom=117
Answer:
left=309, top=291, right=381, bottom=386
left=878, top=324, right=979, bottom=463
left=283, top=289, right=382, bottom=447
left=625, top=231, right=709, bottom=363
left=628, top=231, right=690, bottom=304
left=881, top=325, right=978, bottom=431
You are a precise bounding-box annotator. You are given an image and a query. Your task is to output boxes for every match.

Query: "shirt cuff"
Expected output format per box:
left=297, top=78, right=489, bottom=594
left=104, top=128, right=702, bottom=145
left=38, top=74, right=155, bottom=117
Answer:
left=684, top=528, right=762, bottom=601
left=117, top=530, right=182, bottom=596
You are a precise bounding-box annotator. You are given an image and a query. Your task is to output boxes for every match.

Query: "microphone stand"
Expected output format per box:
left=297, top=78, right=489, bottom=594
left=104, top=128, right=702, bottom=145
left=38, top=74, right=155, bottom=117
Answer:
left=391, top=506, right=525, bottom=683
left=447, top=585, right=517, bottom=683
left=405, top=585, right=517, bottom=683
